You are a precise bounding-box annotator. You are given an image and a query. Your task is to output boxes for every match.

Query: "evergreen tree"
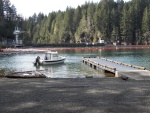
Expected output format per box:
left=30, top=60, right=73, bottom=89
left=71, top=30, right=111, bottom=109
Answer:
left=142, top=7, right=150, bottom=33
left=0, top=0, right=5, bottom=40
left=121, top=3, right=132, bottom=44
left=142, top=6, right=150, bottom=44
left=73, top=6, right=82, bottom=42
left=52, top=11, right=64, bottom=43
left=62, top=7, right=74, bottom=43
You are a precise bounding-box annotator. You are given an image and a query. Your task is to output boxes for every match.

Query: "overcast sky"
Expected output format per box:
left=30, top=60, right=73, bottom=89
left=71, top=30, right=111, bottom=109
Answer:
left=9, top=0, right=130, bottom=18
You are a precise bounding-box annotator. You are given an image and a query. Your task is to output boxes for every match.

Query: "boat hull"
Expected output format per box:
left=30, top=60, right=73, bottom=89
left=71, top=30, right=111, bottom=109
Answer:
left=40, top=58, right=66, bottom=65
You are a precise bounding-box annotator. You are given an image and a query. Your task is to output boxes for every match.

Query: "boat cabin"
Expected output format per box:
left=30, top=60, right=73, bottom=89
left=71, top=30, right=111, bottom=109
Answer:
left=44, top=51, right=60, bottom=60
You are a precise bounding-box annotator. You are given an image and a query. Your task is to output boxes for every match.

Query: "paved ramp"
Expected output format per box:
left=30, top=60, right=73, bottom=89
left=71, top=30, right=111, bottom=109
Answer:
left=116, top=70, right=150, bottom=80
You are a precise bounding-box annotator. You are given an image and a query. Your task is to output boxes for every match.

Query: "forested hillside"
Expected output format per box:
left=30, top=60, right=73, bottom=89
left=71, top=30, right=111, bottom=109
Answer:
left=0, top=0, right=150, bottom=46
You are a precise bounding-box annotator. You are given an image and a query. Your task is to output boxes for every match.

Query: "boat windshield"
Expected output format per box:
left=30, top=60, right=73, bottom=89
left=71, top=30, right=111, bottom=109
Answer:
left=53, top=54, right=58, bottom=57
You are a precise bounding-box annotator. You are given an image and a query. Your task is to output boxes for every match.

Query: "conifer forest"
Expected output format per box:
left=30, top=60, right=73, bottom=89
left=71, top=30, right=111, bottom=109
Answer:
left=0, top=0, right=150, bottom=47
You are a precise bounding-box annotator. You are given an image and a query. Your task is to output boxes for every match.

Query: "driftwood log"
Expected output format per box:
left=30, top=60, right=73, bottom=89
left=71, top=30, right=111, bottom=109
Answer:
left=5, top=71, right=46, bottom=78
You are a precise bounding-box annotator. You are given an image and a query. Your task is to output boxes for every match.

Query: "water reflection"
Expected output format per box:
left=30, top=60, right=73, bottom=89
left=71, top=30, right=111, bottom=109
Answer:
left=34, top=62, right=105, bottom=78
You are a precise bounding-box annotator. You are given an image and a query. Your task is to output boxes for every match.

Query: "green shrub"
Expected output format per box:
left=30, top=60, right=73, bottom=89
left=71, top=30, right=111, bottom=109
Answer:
left=0, top=69, right=5, bottom=77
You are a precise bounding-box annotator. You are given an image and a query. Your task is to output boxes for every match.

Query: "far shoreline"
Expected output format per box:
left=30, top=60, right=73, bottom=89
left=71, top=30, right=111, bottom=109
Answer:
left=0, top=45, right=150, bottom=53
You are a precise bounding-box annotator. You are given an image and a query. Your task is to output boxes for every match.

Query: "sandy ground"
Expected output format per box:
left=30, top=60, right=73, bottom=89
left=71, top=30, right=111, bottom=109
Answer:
left=0, top=78, right=150, bottom=113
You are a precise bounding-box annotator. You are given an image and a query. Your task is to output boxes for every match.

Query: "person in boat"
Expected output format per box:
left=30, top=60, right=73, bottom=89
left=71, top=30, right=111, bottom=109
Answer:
left=44, top=53, right=48, bottom=60
left=35, top=56, right=40, bottom=66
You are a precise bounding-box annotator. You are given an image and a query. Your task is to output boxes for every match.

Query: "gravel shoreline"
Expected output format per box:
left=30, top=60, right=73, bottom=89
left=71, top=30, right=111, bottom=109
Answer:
left=0, top=78, right=150, bottom=113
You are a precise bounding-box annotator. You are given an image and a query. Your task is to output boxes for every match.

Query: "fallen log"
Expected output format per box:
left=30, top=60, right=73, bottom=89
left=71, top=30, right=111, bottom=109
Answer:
left=5, top=71, right=46, bottom=78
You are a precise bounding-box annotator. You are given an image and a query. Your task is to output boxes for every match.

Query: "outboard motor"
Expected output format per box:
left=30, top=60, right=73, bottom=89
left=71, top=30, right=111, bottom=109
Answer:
left=34, top=56, right=40, bottom=66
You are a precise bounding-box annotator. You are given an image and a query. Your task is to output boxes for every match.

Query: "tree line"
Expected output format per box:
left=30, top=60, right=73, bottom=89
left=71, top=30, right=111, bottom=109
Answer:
left=0, top=0, right=150, bottom=46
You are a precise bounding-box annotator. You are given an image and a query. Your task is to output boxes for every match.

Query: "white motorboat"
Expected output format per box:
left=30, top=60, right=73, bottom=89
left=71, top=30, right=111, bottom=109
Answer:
left=34, top=51, right=66, bottom=65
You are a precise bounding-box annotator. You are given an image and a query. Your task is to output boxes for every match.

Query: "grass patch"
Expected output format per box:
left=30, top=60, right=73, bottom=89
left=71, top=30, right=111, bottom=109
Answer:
left=0, top=69, right=15, bottom=77
left=0, top=69, right=5, bottom=77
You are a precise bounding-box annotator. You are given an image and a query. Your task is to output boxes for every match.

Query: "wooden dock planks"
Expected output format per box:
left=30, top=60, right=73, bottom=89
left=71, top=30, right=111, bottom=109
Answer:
left=82, top=56, right=150, bottom=80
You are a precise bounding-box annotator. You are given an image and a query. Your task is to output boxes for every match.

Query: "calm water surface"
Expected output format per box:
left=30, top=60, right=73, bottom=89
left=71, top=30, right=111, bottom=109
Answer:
left=0, top=49, right=149, bottom=78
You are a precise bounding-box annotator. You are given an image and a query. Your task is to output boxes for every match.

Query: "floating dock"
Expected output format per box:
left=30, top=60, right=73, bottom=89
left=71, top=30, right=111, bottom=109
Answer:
left=82, top=56, right=150, bottom=80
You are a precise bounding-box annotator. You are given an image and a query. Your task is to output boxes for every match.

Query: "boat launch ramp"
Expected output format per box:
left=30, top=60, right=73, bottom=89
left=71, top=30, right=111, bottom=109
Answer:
left=82, top=56, right=150, bottom=80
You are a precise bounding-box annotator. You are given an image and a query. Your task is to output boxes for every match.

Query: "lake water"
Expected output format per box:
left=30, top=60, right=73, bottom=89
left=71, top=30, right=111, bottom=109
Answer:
left=0, top=49, right=149, bottom=78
